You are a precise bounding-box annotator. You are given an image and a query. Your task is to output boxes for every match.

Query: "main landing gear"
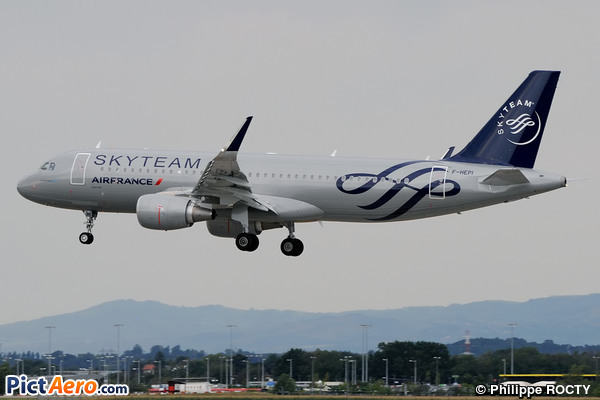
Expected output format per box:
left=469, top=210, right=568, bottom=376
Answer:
left=280, top=237, right=304, bottom=257
left=233, top=221, right=304, bottom=256
left=79, top=210, right=97, bottom=245
left=281, top=222, right=303, bottom=257
left=235, top=232, right=260, bottom=252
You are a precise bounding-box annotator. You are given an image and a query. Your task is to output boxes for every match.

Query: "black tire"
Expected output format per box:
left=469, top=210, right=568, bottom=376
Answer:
left=281, top=238, right=304, bottom=257
left=247, top=234, right=259, bottom=252
left=79, top=232, right=94, bottom=245
left=236, top=233, right=259, bottom=252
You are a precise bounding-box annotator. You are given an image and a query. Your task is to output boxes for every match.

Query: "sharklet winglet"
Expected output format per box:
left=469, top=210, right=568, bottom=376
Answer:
left=224, top=116, right=253, bottom=152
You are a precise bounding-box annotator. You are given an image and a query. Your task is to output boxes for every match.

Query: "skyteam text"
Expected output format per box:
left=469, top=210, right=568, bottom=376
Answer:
left=5, top=374, right=129, bottom=396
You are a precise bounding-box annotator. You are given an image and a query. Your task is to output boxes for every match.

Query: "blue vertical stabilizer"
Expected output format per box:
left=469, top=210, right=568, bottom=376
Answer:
left=449, top=71, right=560, bottom=168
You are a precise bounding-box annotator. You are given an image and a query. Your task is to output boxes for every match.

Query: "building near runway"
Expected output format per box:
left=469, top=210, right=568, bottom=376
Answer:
left=166, top=380, right=211, bottom=394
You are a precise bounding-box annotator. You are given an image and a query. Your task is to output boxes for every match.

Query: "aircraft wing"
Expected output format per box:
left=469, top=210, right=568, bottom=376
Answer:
left=190, top=116, right=271, bottom=211
left=188, top=116, right=324, bottom=221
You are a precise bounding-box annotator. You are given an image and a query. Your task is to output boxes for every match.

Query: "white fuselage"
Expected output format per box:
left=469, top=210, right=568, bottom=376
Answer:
left=18, top=148, right=566, bottom=223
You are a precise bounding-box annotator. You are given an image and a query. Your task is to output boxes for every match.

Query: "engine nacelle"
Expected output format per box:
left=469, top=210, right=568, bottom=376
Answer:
left=136, top=194, right=215, bottom=230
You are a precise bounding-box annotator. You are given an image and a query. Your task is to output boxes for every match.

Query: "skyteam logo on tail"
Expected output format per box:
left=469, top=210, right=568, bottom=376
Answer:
left=496, top=99, right=542, bottom=146
left=505, top=111, right=542, bottom=145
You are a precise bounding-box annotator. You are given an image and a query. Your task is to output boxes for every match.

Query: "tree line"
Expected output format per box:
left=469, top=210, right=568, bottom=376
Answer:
left=2, top=340, right=600, bottom=394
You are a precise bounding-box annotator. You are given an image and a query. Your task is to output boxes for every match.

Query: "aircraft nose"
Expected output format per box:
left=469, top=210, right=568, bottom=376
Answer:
left=17, top=175, right=38, bottom=200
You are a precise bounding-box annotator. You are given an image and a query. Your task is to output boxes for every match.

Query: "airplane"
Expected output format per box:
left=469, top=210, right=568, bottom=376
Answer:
left=17, top=70, right=566, bottom=256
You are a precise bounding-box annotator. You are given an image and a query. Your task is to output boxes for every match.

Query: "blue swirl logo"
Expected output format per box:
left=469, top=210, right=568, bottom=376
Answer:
left=506, top=113, right=535, bottom=134
left=506, top=111, right=542, bottom=146
left=336, top=161, right=461, bottom=221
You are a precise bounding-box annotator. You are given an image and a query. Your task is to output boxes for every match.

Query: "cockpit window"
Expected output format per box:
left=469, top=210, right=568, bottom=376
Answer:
left=40, top=162, right=56, bottom=171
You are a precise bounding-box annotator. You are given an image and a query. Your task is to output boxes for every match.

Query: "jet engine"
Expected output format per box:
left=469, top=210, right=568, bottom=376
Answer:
left=136, top=194, right=214, bottom=230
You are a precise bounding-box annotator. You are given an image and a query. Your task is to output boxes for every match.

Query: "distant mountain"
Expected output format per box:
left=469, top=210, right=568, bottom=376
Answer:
left=0, top=294, right=599, bottom=356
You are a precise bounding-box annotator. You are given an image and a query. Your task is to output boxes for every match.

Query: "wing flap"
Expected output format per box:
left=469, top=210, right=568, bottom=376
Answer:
left=223, top=187, right=271, bottom=212
left=252, top=194, right=325, bottom=221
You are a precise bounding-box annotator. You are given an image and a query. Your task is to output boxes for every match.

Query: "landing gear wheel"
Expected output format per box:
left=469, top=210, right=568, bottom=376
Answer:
left=80, top=210, right=98, bottom=245
left=281, top=238, right=304, bottom=257
left=79, top=232, right=94, bottom=245
left=236, top=233, right=259, bottom=252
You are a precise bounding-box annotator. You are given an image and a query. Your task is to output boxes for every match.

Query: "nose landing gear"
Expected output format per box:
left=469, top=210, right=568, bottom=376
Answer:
left=79, top=210, right=97, bottom=245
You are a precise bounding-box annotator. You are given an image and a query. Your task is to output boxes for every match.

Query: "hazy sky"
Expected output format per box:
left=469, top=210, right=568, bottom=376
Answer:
left=2, top=1, right=598, bottom=327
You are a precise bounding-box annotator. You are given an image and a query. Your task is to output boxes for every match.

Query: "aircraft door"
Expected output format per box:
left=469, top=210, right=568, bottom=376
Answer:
left=429, top=166, right=448, bottom=199
left=70, top=153, right=91, bottom=185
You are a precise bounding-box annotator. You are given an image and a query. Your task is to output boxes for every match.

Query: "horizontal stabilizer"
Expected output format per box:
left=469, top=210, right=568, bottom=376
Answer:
left=480, top=169, right=530, bottom=186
